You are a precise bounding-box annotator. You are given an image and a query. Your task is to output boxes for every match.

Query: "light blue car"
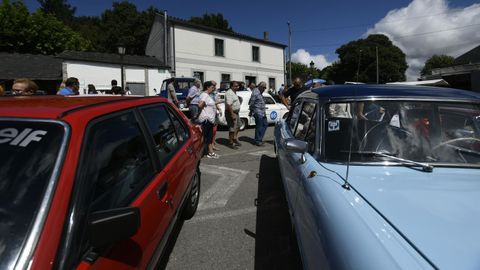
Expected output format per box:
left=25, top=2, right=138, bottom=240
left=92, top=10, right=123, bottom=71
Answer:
left=274, top=84, right=480, bottom=270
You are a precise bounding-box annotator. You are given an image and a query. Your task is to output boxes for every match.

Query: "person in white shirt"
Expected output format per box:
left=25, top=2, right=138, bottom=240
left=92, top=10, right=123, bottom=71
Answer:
left=198, top=81, right=219, bottom=159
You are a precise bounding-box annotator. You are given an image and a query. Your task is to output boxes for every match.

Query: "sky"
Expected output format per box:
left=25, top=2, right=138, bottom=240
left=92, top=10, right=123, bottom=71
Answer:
left=24, top=0, right=480, bottom=80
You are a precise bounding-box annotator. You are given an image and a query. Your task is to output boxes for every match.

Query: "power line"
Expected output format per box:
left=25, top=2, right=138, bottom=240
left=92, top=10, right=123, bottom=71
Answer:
left=293, top=23, right=480, bottom=49
left=293, top=10, right=466, bottom=33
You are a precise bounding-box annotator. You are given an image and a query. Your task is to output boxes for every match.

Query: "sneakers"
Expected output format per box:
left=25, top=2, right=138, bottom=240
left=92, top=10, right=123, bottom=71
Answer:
left=255, top=142, right=265, bottom=146
left=233, top=140, right=242, bottom=147
left=206, top=152, right=220, bottom=159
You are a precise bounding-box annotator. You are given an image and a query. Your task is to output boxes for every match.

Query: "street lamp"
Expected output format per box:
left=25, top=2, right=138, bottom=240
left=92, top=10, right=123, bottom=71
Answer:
left=117, top=45, right=126, bottom=90
left=309, top=60, right=315, bottom=80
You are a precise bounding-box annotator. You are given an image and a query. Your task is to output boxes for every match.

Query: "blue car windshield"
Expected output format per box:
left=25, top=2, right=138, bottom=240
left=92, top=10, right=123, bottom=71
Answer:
left=324, top=101, right=480, bottom=166
left=0, top=120, right=64, bottom=269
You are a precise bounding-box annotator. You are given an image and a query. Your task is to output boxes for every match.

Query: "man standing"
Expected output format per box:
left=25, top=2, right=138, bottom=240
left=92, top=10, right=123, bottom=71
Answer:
left=281, top=77, right=304, bottom=108
left=249, top=81, right=268, bottom=146
left=167, top=78, right=179, bottom=107
left=246, top=82, right=255, bottom=92
left=225, top=81, right=242, bottom=149
left=12, top=78, right=38, bottom=95
left=58, top=77, right=79, bottom=96
left=110, top=79, right=123, bottom=95
left=186, top=79, right=202, bottom=121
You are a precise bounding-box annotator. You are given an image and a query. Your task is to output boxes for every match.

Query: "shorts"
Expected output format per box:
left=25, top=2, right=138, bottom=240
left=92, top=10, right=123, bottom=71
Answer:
left=225, top=110, right=241, bottom=132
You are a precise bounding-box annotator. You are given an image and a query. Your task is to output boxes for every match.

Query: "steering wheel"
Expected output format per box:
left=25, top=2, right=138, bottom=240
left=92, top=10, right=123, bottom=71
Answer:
left=432, top=137, right=480, bottom=152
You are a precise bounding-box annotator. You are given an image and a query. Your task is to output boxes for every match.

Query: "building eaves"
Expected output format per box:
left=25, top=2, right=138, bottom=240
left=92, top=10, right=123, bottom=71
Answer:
left=454, top=45, right=480, bottom=65
left=57, top=51, right=170, bottom=69
left=0, top=53, right=62, bottom=80
left=167, top=16, right=287, bottom=49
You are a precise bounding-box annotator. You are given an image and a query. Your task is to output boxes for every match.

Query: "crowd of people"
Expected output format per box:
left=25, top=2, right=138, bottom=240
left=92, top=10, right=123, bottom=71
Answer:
left=177, top=77, right=309, bottom=159
left=0, top=77, right=133, bottom=96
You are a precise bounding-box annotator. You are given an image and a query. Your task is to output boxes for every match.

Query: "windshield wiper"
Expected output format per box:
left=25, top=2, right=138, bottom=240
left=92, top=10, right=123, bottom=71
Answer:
left=349, top=151, right=434, bottom=172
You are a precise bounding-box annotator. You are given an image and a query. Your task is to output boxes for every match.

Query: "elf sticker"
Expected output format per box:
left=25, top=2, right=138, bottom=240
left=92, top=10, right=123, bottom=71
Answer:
left=0, top=128, right=47, bottom=147
left=328, top=120, right=340, bottom=132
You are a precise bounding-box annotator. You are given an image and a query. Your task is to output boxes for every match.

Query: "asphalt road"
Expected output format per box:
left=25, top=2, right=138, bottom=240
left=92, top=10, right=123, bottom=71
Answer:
left=159, top=125, right=302, bottom=270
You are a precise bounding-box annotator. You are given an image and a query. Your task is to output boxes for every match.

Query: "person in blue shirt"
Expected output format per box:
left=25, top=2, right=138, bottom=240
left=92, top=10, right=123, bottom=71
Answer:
left=249, top=81, right=268, bottom=146
left=57, top=77, right=79, bottom=96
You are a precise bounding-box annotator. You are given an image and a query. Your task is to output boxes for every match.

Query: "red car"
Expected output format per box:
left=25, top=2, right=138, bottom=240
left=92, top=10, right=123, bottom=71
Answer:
left=0, top=95, right=203, bottom=269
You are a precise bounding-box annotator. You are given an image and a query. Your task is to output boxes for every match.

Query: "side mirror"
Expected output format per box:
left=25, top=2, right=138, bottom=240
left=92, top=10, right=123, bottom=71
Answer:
left=88, top=207, right=140, bottom=249
left=284, top=139, right=308, bottom=163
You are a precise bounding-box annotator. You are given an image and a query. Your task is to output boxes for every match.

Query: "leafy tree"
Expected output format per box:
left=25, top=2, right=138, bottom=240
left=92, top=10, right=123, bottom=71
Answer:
left=37, top=0, right=76, bottom=24
left=328, top=34, right=407, bottom=84
left=0, top=0, right=91, bottom=54
left=421, top=54, right=455, bottom=76
left=189, top=13, right=233, bottom=32
left=286, top=61, right=320, bottom=83
left=98, top=2, right=159, bottom=54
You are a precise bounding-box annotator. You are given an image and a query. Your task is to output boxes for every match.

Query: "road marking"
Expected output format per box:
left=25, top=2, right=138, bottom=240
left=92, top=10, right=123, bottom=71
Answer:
left=247, top=150, right=275, bottom=157
left=190, top=207, right=257, bottom=223
left=198, top=165, right=249, bottom=210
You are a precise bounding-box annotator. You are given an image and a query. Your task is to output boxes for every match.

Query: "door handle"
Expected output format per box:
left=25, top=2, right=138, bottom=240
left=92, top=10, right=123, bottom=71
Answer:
left=157, top=182, right=168, bottom=199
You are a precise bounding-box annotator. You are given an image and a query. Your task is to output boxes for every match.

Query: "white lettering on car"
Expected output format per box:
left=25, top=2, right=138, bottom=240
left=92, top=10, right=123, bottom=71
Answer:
left=0, top=128, right=47, bottom=147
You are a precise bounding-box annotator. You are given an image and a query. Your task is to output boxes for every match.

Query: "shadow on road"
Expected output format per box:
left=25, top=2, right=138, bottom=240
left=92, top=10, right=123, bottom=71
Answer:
left=254, top=155, right=302, bottom=270
left=156, top=219, right=185, bottom=269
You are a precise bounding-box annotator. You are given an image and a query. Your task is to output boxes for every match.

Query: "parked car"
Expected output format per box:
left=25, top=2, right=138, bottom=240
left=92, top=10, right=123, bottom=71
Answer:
left=0, top=95, right=203, bottom=270
left=274, top=84, right=480, bottom=270
left=217, top=91, right=289, bottom=130
left=159, top=77, right=197, bottom=113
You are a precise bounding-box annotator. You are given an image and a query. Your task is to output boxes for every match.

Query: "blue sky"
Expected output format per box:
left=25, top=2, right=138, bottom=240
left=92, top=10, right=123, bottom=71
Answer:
left=24, top=0, right=480, bottom=79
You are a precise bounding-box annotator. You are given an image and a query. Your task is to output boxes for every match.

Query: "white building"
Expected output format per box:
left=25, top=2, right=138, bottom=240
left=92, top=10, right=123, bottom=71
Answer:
left=59, top=51, right=171, bottom=96
left=146, top=14, right=286, bottom=89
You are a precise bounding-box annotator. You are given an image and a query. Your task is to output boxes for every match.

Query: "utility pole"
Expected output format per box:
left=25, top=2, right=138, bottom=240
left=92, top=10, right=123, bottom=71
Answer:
left=356, top=49, right=362, bottom=82
left=287, top=21, right=292, bottom=85
left=376, top=46, right=379, bottom=84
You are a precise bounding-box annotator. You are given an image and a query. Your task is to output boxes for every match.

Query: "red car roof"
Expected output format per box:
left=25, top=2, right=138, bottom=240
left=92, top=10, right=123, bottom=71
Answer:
left=0, top=96, right=163, bottom=119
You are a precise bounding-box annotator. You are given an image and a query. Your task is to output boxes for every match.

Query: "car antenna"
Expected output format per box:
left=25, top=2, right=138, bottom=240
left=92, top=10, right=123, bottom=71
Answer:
left=343, top=94, right=358, bottom=190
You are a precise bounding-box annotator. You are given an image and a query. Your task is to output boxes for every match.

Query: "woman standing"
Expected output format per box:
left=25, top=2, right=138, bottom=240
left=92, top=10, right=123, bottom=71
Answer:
left=198, top=81, right=219, bottom=159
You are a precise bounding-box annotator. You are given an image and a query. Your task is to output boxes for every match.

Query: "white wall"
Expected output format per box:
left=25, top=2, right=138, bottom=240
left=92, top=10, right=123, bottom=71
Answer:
left=173, top=26, right=285, bottom=88
left=64, top=61, right=170, bottom=96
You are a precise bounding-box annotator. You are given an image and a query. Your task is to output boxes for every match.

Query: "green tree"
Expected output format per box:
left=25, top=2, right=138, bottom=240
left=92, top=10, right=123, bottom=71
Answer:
left=37, top=0, right=76, bottom=24
left=98, top=2, right=158, bottom=54
left=189, top=13, right=233, bottom=32
left=421, top=54, right=455, bottom=76
left=287, top=61, right=320, bottom=82
left=0, top=0, right=91, bottom=54
left=329, top=34, right=407, bottom=84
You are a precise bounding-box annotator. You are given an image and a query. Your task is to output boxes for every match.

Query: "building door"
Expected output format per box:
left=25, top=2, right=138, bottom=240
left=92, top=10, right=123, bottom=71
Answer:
left=193, top=71, right=204, bottom=83
left=245, top=76, right=256, bottom=86
left=126, top=82, right=146, bottom=95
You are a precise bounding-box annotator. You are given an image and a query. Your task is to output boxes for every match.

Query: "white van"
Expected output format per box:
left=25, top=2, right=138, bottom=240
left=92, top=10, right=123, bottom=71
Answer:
left=217, top=90, right=289, bottom=130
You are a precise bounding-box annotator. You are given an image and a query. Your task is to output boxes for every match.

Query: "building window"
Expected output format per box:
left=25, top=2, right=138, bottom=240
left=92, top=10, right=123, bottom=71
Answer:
left=221, top=74, right=231, bottom=83
left=252, top=46, right=260, bottom=62
left=245, top=76, right=256, bottom=86
left=193, top=71, right=204, bottom=83
left=215, top=39, right=224, bottom=57
left=269, top=78, right=276, bottom=91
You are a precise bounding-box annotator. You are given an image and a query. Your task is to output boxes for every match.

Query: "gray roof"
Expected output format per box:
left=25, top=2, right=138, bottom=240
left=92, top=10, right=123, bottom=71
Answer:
left=454, top=45, right=480, bottom=65
left=0, top=53, right=62, bottom=80
left=168, top=16, right=287, bottom=49
left=57, top=51, right=169, bottom=68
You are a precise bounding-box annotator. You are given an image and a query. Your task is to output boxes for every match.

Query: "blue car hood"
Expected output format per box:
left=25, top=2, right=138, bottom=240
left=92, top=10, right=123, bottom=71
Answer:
left=347, top=166, right=480, bottom=270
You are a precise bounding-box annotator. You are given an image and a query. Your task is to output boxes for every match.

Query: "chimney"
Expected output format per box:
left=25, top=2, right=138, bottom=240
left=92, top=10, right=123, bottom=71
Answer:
left=263, top=31, right=269, bottom=41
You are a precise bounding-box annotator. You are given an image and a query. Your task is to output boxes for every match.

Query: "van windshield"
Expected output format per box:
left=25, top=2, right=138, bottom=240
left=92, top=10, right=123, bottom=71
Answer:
left=0, top=120, right=65, bottom=269
left=324, top=101, right=480, bottom=166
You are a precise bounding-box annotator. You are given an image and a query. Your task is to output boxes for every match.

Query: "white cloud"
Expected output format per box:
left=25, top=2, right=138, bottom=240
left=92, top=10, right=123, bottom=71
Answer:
left=291, top=49, right=331, bottom=70
left=366, top=0, right=480, bottom=80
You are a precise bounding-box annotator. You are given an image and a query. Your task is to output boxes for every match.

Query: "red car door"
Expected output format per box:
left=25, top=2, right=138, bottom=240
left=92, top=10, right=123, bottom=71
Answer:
left=60, top=110, right=173, bottom=270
